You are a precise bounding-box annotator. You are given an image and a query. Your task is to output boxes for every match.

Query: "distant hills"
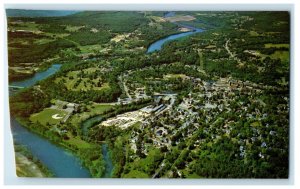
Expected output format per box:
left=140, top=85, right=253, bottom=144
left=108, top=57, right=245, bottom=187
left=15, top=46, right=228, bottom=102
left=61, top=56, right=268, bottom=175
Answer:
left=6, top=9, right=79, bottom=17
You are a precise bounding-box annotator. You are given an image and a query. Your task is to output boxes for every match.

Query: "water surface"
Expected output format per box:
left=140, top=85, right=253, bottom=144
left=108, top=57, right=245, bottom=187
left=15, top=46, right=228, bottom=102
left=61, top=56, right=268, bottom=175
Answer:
left=81, top=115, right=103, bottom=136
left=10, top=64, right=62, bottom=88
left=101, top=143, right=114, bottom=178
left=9, top=13, right=204, bottom=178
left=147, top=28, right=203, bottom=53
left=11, top=118, right=91, bottom=178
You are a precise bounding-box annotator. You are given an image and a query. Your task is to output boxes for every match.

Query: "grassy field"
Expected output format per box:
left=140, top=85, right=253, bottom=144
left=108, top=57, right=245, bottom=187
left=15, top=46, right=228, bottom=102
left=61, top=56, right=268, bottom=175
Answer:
left=163, top=74, right=187, bottom=79
left=198, top=50, right=204, bottom=70
left=9, top=21, right=40, bottom=32
left=65, top=25, right=85, bottom=32
left=33, top=38, right=56, bottom=45
left=264, top=43, right=289, bottom=48
left=69, top=103, right=114, bottom=127
left=79, top=44, right=104, bottom=53
left=270, top=51, right=290, bottom=62
left=89, top=103, right=113, bottom=114
left=123, top=170, right=149, bottom=178
left=257, top=49, right=290, bottom=63
left=30, top=108, right=68, bottom=126
left=65, top=133, right=91, bottom=148
left=248, top=31, right=260, bottom=36
left=55, top=68, right=111, bottom=91
left=63, top=103, right=113, bottom=149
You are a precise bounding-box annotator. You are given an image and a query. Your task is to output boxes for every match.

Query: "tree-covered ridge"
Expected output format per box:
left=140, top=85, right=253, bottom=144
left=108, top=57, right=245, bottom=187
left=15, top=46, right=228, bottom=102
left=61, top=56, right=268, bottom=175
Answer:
left=7, top=11, right=179, bottom=81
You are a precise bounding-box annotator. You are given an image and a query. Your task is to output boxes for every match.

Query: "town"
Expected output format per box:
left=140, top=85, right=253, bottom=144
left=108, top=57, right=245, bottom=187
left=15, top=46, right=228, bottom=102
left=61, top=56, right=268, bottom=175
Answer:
left=8, top=10, right=289, bottom=178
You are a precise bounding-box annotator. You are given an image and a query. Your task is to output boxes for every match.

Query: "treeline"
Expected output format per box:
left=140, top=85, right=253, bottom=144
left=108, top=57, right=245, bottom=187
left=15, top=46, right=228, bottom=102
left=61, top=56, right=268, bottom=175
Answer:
left=191, top=135, right=287, bottom=178
left=8, top=33, right=76, bottom=65
left=139, top=21, right=179, bottom=47
left=229, top=32, right=289, bottom=56
left=87, top=125, right=125, bottom=177
left=10, top=87, right=51, bottom=117
left=155, top=27, right=289, bottom=86
left=8, top=31, right=46, bottom=42
left=38, top=24, right=67, bottom=33
left=9, top=69, right=34, bottom=82
left=239, top=11, right=290, bottom=33
left=193, top=11, right=236, bottom=28
left=31, top=11, right=149, bottom=34
left=66, top=28, right=112, bottom=46
left=77, top=146, right=106, bottom=177
left=38, top=61, right=121, bottom=103
left=38, top=81, right=121, bottom=104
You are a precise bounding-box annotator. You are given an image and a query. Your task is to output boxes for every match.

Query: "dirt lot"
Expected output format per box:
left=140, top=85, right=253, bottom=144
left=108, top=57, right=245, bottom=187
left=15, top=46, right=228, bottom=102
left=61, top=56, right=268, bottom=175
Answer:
left=164, top=15, right=196, bottom=22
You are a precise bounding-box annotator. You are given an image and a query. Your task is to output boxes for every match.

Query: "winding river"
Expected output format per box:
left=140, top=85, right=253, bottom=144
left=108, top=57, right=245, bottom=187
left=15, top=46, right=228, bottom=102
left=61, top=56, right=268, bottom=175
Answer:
left=9, top=64, right=92, bottom=177
left=147, top=27, right=204, bottom=53
left=81, top=115, right=103, bottom=136
left=9, top=13, right=204, bottom=178
left=101, top=143, right=114, bottom=178
left=10, top=64, right=62, bottom=88
left=11, top=119, right=91, bottom=177
left=81, top=115, right=114, bottom=177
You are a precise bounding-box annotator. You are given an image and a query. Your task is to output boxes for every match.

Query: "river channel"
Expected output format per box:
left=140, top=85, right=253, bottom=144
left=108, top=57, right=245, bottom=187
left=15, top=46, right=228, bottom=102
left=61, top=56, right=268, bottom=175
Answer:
left=9, top=13, right=204, bottom=177
left=9, top=64, right=92, bottom=177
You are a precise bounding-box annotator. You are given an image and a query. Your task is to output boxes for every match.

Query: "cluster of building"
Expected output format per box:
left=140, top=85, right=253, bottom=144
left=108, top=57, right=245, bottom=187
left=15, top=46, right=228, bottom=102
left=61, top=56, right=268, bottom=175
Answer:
left=100, top=109, right=148, bottom=129
left=117, top=87, right=151, bottom=105
left=127, top=75, right=285, bottom=160
left=50, top=100, right=79, bottom=123
left=102, top=94, right=176, bottom=130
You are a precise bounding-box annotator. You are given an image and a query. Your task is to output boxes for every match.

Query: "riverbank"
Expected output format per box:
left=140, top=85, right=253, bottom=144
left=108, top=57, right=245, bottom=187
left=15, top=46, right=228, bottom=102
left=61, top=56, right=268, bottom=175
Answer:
left=11, top=117, right=92, bottom=177
left=13, top=114, right=118, bottom=178
left=10, top=64, right=62, bottom=88
left=146, top=24, right=204, bottom=53
left=9, top=12, right=205, bottom=178
left=145, top=30, right=189, bottom=52
left=14, top=144, right=53, bottom=177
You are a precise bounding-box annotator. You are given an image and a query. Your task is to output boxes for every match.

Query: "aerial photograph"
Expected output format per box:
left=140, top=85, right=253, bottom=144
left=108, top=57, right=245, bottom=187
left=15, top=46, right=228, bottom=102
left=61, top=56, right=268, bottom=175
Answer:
left=6, top=9, right=290, bottom=178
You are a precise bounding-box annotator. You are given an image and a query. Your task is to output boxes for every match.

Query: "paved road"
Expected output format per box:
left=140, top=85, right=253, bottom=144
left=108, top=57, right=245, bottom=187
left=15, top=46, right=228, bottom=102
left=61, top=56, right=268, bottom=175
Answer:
left=119, top=74, right=132, bottom=99
left=224, top=39, right=242, bottom=64
left=152, top=161, right=165, bottom=178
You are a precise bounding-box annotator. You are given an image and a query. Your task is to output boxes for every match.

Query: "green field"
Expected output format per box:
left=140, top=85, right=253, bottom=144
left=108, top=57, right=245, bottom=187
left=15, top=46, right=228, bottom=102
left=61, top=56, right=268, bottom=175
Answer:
left=163, top=74, right=187, bottom=80
left=9, top=21, right=40, bottom=31
left=248, top=31, right=260, bottom=36
left=89, top=104, right=113, bottom=114
left=123, top=170, right=149, bottom=178
left=65, top=25, right=85, bottom=32
left=69, top=103, right=113, bottom=126
left=55, top=69, right=110, bottom=91
left=258, top=49, right=289, bottom=63
left=30, top=108, right=68, bottom=125
left=270, top=50, right=290, bottom=62
left=79, top=44, right=104, bottom=53
left=64, top=133, right=91, bottom=149
left=33, top=38, right=56, bottom=45
left=264, top=43, right=289, bottom=48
